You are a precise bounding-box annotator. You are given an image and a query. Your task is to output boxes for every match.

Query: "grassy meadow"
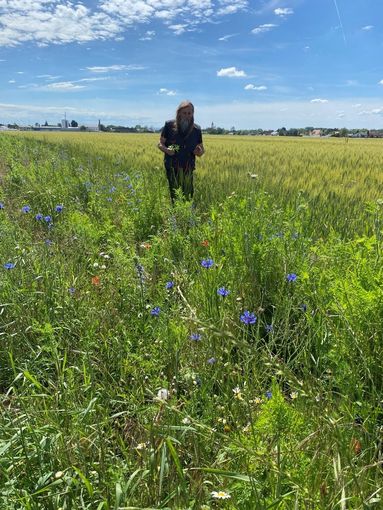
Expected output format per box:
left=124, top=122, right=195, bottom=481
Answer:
left=0, top=132, right=382, bottom=509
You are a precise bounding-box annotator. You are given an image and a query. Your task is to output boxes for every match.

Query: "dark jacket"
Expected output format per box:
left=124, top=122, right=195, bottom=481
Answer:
left=161, top=120, right=203, bottom=170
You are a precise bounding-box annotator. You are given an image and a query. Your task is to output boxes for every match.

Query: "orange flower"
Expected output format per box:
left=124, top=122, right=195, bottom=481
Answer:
left=91, top=276, right=101, bottom=286
left=351, top=438, right=362, bottom=455
left=140, top=242, right=151, bottom=250
left=201, top=239, right=209, bottom=247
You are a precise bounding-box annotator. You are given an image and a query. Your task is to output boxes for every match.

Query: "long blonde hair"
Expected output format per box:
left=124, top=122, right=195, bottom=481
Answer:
left=175, top=100, right=194, bottom=134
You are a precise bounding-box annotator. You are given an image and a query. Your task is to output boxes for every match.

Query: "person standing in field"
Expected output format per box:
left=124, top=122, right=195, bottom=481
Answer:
left=158, top=100, right=204, bottom=202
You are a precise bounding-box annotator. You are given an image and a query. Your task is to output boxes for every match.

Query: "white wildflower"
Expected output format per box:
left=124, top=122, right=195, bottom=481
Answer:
left=156, top=388, right=170, bottom=401
left=211, top=490, right=231, bottom=499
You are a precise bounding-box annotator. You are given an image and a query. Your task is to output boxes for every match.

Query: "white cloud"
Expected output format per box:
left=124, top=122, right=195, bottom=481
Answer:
left=358, top=108, right=383, bottom=116
left=251, top=24, right=277, bottom=35
left=311, top=98, right=329, bottom=104
left=20, top=76, right=112, bottom=91
left=0, top=0, right=249, bottom=47
left=217, top=66, right=247, bottom=77
left=254, top=0, right=283, bottom=15
left=37, top=74, right=61, bottom=80
left=78, top=77, right=111, bottom=83
left=86, top=65, right=143, bottom=73
left=17, top=83, right=38, bottom=89
left=352, top=104, right=362, bottom=108
left=217, top=0, right=248, bottom=16
left=0, top=2, right=123, bottom=47
left=158, top=88, right=177, bottom=96
left=218, top=33, right=237, bottom=42
left=379, top=80, right=383, bottom=86
left=361, top=25, right=374, bottom=31
left=8, top=79, right=15, bottom=83
left=274, top=7, right=293, bottom=17
left=140, top=30, right=155, bottom=40
left=45, top=82, right=86, bottom=91
left=244, top=84, right=267, bottom=91
left=100, top=0, right=246, bottom=33
left=168, top=24, right=189, bottom=35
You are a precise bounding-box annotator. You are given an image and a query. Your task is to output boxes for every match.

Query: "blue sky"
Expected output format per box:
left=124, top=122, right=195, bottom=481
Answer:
left=0, top=0, right=382, bottom=129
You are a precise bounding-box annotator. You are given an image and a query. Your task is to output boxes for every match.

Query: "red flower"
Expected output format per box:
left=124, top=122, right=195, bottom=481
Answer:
left=91, top=276, right=101, bottom=286
left=201, top=239, right=209, bottom=247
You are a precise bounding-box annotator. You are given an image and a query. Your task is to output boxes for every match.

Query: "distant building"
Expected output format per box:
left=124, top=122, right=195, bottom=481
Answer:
left=30, top=120, right=100, bottom=132
left=368, top=130, right=383, bottom=138
left=310, top=129, right=322, bottom=137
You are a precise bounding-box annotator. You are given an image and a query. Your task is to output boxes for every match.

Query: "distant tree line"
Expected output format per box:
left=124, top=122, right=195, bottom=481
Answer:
left=98, top=124, right=155, bottom=133
left=203, top=125, right=383, bottom=137
left=1, top=122, right=382, bottom=137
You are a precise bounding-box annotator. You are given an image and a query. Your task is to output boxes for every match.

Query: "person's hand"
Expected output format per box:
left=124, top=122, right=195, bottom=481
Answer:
left=158, top=142, right=175, bottom=155
left=193, top=144, right=203, bottom=156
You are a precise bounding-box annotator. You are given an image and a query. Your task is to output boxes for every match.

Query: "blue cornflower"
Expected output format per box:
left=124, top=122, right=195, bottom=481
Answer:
left=201, top=258, right=214, bottom=269
left=21, top=205, right=31, bottom=213
left=136, top=263, right=145, bottom=283
left=68, top=287, right=76, bottom=295
left=165, top=281, right=174, bottom=289
left=265, top=324, right=273, bottom=333
left=44, top=215, right=52, bottom=223
left=45, top=239, right=53, bottom=246
left=109, top=186, right=116, bottom=193
left=35, top=213, right=43, bottom=221
left=240, top=310, right=257, bottom=325
left=55, top=204, right=64, bottom=212
left=190, top=333, right=202, bottom=341
left=286, top=273, right=297, bottom=282
left=207, top=357, right=216, bottom=365
left=151, top=306, right=160, bottom=317
left=3, top=262, right=15, bottom=270
left=300, top=303, right=307, bottom=312
left=217, top=287, right=230, bottom=297
left=0, top=202, right=4, bottom=209
left=265, top=391, right=273, bottom=400
left=107, top=197, right=112, bottom=202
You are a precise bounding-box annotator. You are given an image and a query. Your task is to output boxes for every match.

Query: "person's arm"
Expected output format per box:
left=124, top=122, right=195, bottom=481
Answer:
left=158, top=135, right=175, bottom=156
left=193, top=129, right=204, bottom=157
left=193, top=143, right=204, bottom=157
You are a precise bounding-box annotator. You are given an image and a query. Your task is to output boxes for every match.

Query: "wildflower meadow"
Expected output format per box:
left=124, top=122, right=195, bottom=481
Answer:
left=0, top=132, right=382, bottom=509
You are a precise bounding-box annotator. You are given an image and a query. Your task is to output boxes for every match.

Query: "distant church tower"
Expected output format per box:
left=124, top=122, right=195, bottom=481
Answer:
left=62, top=112, right=69, bottom=129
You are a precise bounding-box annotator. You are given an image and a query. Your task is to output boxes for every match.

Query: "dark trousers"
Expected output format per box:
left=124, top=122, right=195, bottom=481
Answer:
left=165, top=165, right=194, bottom=202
